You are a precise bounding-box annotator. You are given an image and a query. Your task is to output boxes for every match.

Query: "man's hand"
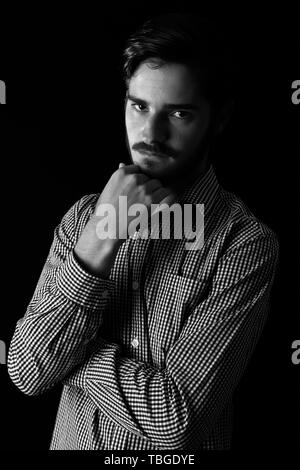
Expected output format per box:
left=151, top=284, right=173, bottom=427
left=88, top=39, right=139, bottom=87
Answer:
left=74, top=163, right=175, bottom=277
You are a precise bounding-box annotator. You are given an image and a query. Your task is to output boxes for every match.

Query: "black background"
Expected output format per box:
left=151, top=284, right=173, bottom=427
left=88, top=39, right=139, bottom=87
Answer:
left=0, top=1, right=299, bottom=455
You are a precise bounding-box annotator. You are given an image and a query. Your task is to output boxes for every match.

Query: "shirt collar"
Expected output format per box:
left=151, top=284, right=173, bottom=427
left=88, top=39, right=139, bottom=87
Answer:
left=178, top=164, right=220, bottom=214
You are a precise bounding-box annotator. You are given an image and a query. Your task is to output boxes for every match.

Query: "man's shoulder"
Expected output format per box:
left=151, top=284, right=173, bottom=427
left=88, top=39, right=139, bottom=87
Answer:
left=76, top=193, right=100, bottom=214
left=217, top=188, right=279, bottom=253
left=74, top=193, right=100, bottom=223
left=61, top=193, right=100, bottom=232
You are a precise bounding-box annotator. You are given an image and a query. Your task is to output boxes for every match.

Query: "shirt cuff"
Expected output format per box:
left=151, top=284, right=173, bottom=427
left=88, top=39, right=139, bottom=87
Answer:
left=56, top=250, right=115, bottom=310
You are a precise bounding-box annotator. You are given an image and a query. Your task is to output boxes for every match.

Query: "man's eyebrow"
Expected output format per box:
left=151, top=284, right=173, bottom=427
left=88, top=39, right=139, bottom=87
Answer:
left=127, top=94, right=199, bottom=111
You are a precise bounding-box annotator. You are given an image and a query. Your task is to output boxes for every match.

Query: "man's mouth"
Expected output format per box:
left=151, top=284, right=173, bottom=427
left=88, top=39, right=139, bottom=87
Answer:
left=137, top=149, right=170, bottom=159
left=132, top=142, right=176, bottom=159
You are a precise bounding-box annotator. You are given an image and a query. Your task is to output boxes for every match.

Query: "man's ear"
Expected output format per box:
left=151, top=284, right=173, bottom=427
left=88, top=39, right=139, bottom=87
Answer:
left=214, top=99, right=235, bottom=136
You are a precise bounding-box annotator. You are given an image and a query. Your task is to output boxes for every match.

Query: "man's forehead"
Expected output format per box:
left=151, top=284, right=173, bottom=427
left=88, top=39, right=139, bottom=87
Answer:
left=128, top=61, right=203, bottom=103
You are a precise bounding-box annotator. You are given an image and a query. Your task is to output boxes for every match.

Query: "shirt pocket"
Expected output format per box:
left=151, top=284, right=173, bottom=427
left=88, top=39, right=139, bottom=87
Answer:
left=149, top=273, right=209, bottom=366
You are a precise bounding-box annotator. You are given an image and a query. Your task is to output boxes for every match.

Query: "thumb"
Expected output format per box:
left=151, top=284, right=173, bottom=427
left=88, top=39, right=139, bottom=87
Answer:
left=119, top=162, right=126, bottom=169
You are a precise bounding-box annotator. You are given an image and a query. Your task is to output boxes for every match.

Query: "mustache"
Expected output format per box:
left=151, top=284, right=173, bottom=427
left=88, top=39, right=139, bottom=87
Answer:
left=132, top=142, right=177, bottom=158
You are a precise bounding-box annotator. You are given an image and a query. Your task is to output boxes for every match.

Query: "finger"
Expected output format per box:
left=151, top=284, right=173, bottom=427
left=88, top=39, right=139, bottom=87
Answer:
left=143, top=178, right=162, bottom=193
left=150, top=195, right=178, bottom=217
left=119, top=162, right=126, bottom=169
left=151, top=187, right=176, bottom=206
left=134, top=173, right=149, bottom=184
left=160, top=192, right=177, bottom=206
left=120, top=164, right=141, bottom=174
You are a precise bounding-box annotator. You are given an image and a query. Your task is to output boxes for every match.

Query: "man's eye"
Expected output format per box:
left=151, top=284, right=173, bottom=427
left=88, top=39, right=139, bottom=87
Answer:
left=131, top=103, right=147, bottom=112
left=172, top=110, right=191, bottom=120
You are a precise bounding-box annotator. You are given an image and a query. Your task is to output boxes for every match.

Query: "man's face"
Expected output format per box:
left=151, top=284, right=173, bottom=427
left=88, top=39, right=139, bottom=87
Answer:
left=125, top=60, right=212, bottom=185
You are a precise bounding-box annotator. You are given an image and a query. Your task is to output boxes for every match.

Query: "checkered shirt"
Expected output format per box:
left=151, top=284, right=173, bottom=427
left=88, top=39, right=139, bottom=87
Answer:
left=8, top=165, right=279, bottom=450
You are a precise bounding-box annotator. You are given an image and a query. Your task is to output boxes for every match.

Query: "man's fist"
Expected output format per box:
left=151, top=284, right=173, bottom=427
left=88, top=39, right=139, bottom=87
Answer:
left=95, top=163, right=173, bottom=222
left=74, top=163, right=175, bottom=277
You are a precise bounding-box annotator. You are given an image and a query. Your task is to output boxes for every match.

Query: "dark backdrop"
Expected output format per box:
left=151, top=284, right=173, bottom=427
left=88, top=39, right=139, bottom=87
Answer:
left=0, top=2, right=299, bottom=454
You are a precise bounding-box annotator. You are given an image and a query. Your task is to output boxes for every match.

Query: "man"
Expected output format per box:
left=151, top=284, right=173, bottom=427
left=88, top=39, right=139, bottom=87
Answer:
left=8, top=13, right=279, bottom=450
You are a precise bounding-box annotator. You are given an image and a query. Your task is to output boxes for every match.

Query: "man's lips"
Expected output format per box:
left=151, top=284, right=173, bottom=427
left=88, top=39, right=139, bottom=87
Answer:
left=137, top=149, right=170, bottom=159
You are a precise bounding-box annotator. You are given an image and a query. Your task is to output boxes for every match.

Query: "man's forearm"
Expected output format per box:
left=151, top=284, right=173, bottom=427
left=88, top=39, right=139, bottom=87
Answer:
left=8, top=249, right=114, bottom=396
left=74, top=236, right=123, bottom=278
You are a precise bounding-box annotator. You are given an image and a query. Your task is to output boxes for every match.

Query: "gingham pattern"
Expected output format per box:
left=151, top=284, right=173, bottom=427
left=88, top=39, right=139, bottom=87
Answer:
left=8, top=165, right=279, bottom=450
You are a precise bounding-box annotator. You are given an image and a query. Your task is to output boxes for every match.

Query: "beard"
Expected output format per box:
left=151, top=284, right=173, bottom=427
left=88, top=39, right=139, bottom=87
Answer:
left=124, top=121, right=215, bottom=189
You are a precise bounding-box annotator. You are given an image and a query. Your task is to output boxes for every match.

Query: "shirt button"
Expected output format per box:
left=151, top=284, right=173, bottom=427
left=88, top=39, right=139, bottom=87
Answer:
left=131, top=338, right=139, bottom=348
left=132, top=281, right=139, bottom=291
left=101, top=290, right=110, bottom=299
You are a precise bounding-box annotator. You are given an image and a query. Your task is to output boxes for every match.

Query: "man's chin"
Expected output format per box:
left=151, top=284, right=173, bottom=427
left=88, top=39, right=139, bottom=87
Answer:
left=134, top=161, right=171, bottom=180
left=132, top=152, right=173, bottom=177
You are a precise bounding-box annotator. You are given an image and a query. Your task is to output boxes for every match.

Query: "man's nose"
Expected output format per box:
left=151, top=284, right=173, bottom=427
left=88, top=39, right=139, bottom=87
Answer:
left=142, top=114, right=169, bottom=144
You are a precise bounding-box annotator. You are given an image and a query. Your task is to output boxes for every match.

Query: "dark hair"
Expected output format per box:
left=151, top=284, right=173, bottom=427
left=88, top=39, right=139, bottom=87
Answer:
left=123, top=13, right=237, bottom=112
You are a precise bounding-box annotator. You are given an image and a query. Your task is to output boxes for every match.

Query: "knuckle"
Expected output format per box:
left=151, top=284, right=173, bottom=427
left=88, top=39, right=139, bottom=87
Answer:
left=144, top=194, right=152, bottom=206
left=132, top=174, right=139, bottom=185
left=137, top=174, right=148, bottom=185
left=112, top=169, right=122, bottom=181
left=139, top=186, right=147, bottom=199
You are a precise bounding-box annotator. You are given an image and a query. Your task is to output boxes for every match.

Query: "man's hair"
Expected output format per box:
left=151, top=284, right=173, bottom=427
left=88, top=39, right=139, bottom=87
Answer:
left=123, top=13, right=237, bottom=112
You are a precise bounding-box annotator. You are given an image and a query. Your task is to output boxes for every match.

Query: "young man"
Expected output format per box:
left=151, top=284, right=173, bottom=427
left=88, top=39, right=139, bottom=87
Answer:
left=8, top=14, right=279, bottom=450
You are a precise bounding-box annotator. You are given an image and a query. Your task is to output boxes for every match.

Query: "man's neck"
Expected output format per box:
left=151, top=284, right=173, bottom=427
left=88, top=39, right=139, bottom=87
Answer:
left=165, top=158, right=210, bottom=199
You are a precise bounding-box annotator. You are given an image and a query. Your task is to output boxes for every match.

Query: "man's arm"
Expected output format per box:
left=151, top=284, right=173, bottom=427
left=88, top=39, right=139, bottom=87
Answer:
left=63, top=232, right=279, bottom=449
left=7, top=195, right=115, bottom=396
left=8, top=163, right=174, bottom=397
